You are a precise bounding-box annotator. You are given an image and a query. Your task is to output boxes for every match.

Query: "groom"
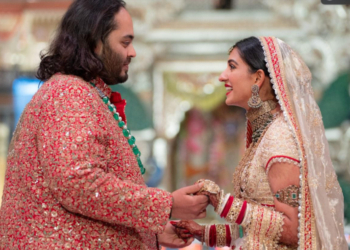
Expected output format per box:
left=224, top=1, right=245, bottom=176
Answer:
left=0, top=0, right=208, bottom=249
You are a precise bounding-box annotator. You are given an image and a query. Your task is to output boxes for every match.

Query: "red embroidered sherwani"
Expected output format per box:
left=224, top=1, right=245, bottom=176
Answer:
left=0, top=74, right=173, bottom=249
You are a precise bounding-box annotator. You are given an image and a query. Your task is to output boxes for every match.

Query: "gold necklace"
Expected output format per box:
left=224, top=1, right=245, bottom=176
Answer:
left=233, top=101, right=279, bottom=199
left=247, top=100, right=277, bottom=142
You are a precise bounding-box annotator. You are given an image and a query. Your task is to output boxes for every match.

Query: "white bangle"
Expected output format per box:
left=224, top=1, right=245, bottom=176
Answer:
left=217, top=193, right=231, bottom=216
left=230, top=224, right=238, bottom=247
left=240, top=203, right=251, bottom=227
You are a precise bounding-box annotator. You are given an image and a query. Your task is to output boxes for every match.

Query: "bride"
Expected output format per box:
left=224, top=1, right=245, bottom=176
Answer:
left=172, top=36, right=347, bottom=249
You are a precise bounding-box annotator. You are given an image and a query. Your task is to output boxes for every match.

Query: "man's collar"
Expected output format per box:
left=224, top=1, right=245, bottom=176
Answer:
left=91, top=77, right=111, bottom=98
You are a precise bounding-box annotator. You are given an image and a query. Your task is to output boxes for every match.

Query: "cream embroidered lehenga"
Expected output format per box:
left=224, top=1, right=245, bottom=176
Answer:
left=197, top=37, right=347, bottom=249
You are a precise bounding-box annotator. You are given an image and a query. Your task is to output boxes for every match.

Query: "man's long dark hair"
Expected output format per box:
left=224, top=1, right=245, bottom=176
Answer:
left=36, top=0, right=126, bottom=82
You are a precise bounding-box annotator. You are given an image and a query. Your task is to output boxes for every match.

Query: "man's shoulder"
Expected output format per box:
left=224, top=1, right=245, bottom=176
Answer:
left=41, top=73, right=97, bottom=102
left=45, top=73, right=90, bottom=89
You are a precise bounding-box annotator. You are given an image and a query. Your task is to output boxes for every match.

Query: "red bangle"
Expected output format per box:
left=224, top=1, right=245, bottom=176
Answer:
left=225, top=224, right=231, bottom=246
left=221, top=195, right=234, bottom=218
left=236, top=200, right=247, bottom=224
left=209, top=225, right=216, bottom=247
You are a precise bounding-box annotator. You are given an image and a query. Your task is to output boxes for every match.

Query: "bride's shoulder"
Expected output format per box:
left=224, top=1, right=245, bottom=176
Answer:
left=255, top=112, right=300, bottom=171
left=263, top=112, right=294, bottom=142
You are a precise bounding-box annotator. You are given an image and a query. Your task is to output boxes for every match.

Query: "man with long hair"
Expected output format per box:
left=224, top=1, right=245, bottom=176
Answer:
left=0, top=1, right=208, bottom=249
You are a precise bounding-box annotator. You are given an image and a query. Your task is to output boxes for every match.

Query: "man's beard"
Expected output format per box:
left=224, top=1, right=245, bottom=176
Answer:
left=100, top=42, right=130, bottom=85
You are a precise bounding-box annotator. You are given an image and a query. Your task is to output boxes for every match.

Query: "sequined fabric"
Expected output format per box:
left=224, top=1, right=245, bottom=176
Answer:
left=260, top=37, right=346, bottom=249
left=0, top=74, right=172, bottom=249
left=240, top=113, right=299, bottom=207
left=233, top=113, right=298, bottom=249
left=257, top=114, right=300, bottom=173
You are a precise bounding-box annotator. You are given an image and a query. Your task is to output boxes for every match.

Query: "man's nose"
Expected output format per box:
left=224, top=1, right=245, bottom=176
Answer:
left=128, top=44, right=136, bottom=58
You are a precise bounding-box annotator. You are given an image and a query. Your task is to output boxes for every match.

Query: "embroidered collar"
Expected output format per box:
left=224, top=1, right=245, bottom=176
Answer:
left=91, top=77, right=112, bottom=99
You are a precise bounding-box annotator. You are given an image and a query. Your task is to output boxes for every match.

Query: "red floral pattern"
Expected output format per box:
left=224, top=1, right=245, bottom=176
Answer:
left=0, top=74, right=172, bottom=249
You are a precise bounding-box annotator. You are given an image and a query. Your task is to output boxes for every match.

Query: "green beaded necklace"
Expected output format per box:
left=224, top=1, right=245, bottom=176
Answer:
left=90, top=82, right=145, bottom=175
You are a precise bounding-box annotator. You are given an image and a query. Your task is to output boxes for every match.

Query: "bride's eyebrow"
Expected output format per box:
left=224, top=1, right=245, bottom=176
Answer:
left=228, top=59, right=239, bottom=65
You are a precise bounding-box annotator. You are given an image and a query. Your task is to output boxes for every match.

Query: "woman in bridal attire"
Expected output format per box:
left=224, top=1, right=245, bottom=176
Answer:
left=172, top=36, right=347, bottom=249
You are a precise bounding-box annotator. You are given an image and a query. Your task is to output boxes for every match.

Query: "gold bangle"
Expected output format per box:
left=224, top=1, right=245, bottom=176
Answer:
left=230, top=224, right=239, bottom=246
left=225, top=199, right=243, bottom=223
left=216, top=224, right=226, bottom=247
left=215, top=190, right=225, bottom=213
left=205, top=225, right=210, bottom=247
left=240, top=203, right=252, bottom=227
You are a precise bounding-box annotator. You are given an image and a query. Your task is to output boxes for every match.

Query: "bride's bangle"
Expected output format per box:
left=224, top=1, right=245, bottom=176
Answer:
left=216, top=224, right=226, bottom=247
left=221, top=195, right=234, bottom=218
left=240, top=203, right=251, bottom=227
left=225, top=199, right=244, bottom=224
left=204, top=225, right=211, bottom=247
left=230, top=224, right=239, bottom=247
left=214, top=190, right=225, bottom=213
left=217, top=192, right=230, bottom=215
left=203, top=224, right=234, bottom=247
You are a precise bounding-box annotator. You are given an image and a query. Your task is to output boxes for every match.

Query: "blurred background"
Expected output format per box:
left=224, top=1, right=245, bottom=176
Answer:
left=0, top=0, right=349, bottom=249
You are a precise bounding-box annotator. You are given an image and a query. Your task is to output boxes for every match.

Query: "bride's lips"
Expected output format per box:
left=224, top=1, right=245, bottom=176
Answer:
left=225, top=84, right=233, bottom=95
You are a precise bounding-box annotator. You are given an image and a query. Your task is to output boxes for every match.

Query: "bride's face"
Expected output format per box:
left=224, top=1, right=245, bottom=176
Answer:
left=219, top=47, right=256, bottom=110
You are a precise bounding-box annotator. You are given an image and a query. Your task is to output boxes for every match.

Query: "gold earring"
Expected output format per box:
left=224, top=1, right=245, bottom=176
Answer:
left=248, top=84, right=262, bottom=108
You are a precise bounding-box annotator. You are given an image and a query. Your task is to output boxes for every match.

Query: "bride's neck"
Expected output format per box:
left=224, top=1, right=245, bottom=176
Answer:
left=246, top=99, right=280, bottom=141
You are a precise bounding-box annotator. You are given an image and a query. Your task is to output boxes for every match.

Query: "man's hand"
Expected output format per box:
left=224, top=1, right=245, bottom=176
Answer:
left=196, top=190, right=220, bottom=210
left=158, top=221, right=194, bottom=248
left=171, top=182, right=209, bottom=220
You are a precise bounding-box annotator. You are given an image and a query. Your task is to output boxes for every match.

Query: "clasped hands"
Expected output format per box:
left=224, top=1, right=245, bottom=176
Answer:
left=158, top=180, right=221, bottom=248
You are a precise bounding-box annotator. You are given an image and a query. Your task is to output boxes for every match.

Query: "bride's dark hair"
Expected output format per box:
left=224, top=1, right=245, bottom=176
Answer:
left=230, top=36, right=270, bottom=78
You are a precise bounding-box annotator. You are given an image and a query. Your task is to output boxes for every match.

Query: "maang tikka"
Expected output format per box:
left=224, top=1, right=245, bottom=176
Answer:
left=248, top=84, right=263, bottom=108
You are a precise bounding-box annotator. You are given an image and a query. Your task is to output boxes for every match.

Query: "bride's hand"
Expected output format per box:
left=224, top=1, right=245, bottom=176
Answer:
left=195, top=190, right=220, bottom=210
left=193, top=179, right=222, bottom=210
left=171, top=220, right=205, bottom=242
left=158, top=221, right=194, bottom=248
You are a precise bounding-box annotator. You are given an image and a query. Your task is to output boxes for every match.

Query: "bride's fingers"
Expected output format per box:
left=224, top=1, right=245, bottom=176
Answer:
left=175, top=228, right=193, bottom=238
left=180, top=232, right=193, bottom=238
left=175, top=228, right=191, bottom=237
left=173, top=221, right=188, bottom=229
left=175, top=227, right=182, bottom=236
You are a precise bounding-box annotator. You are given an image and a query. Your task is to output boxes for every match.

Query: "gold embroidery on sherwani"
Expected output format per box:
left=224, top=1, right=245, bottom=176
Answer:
left=0, top=74, right=173, bottom=250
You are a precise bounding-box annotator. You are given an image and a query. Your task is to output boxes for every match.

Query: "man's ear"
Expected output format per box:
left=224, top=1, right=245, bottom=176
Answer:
left=94, top=40, right=103, bottom=56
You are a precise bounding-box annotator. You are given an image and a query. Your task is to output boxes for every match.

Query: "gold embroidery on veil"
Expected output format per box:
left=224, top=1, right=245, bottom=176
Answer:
left=260, top=36, right=346, bottom=250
